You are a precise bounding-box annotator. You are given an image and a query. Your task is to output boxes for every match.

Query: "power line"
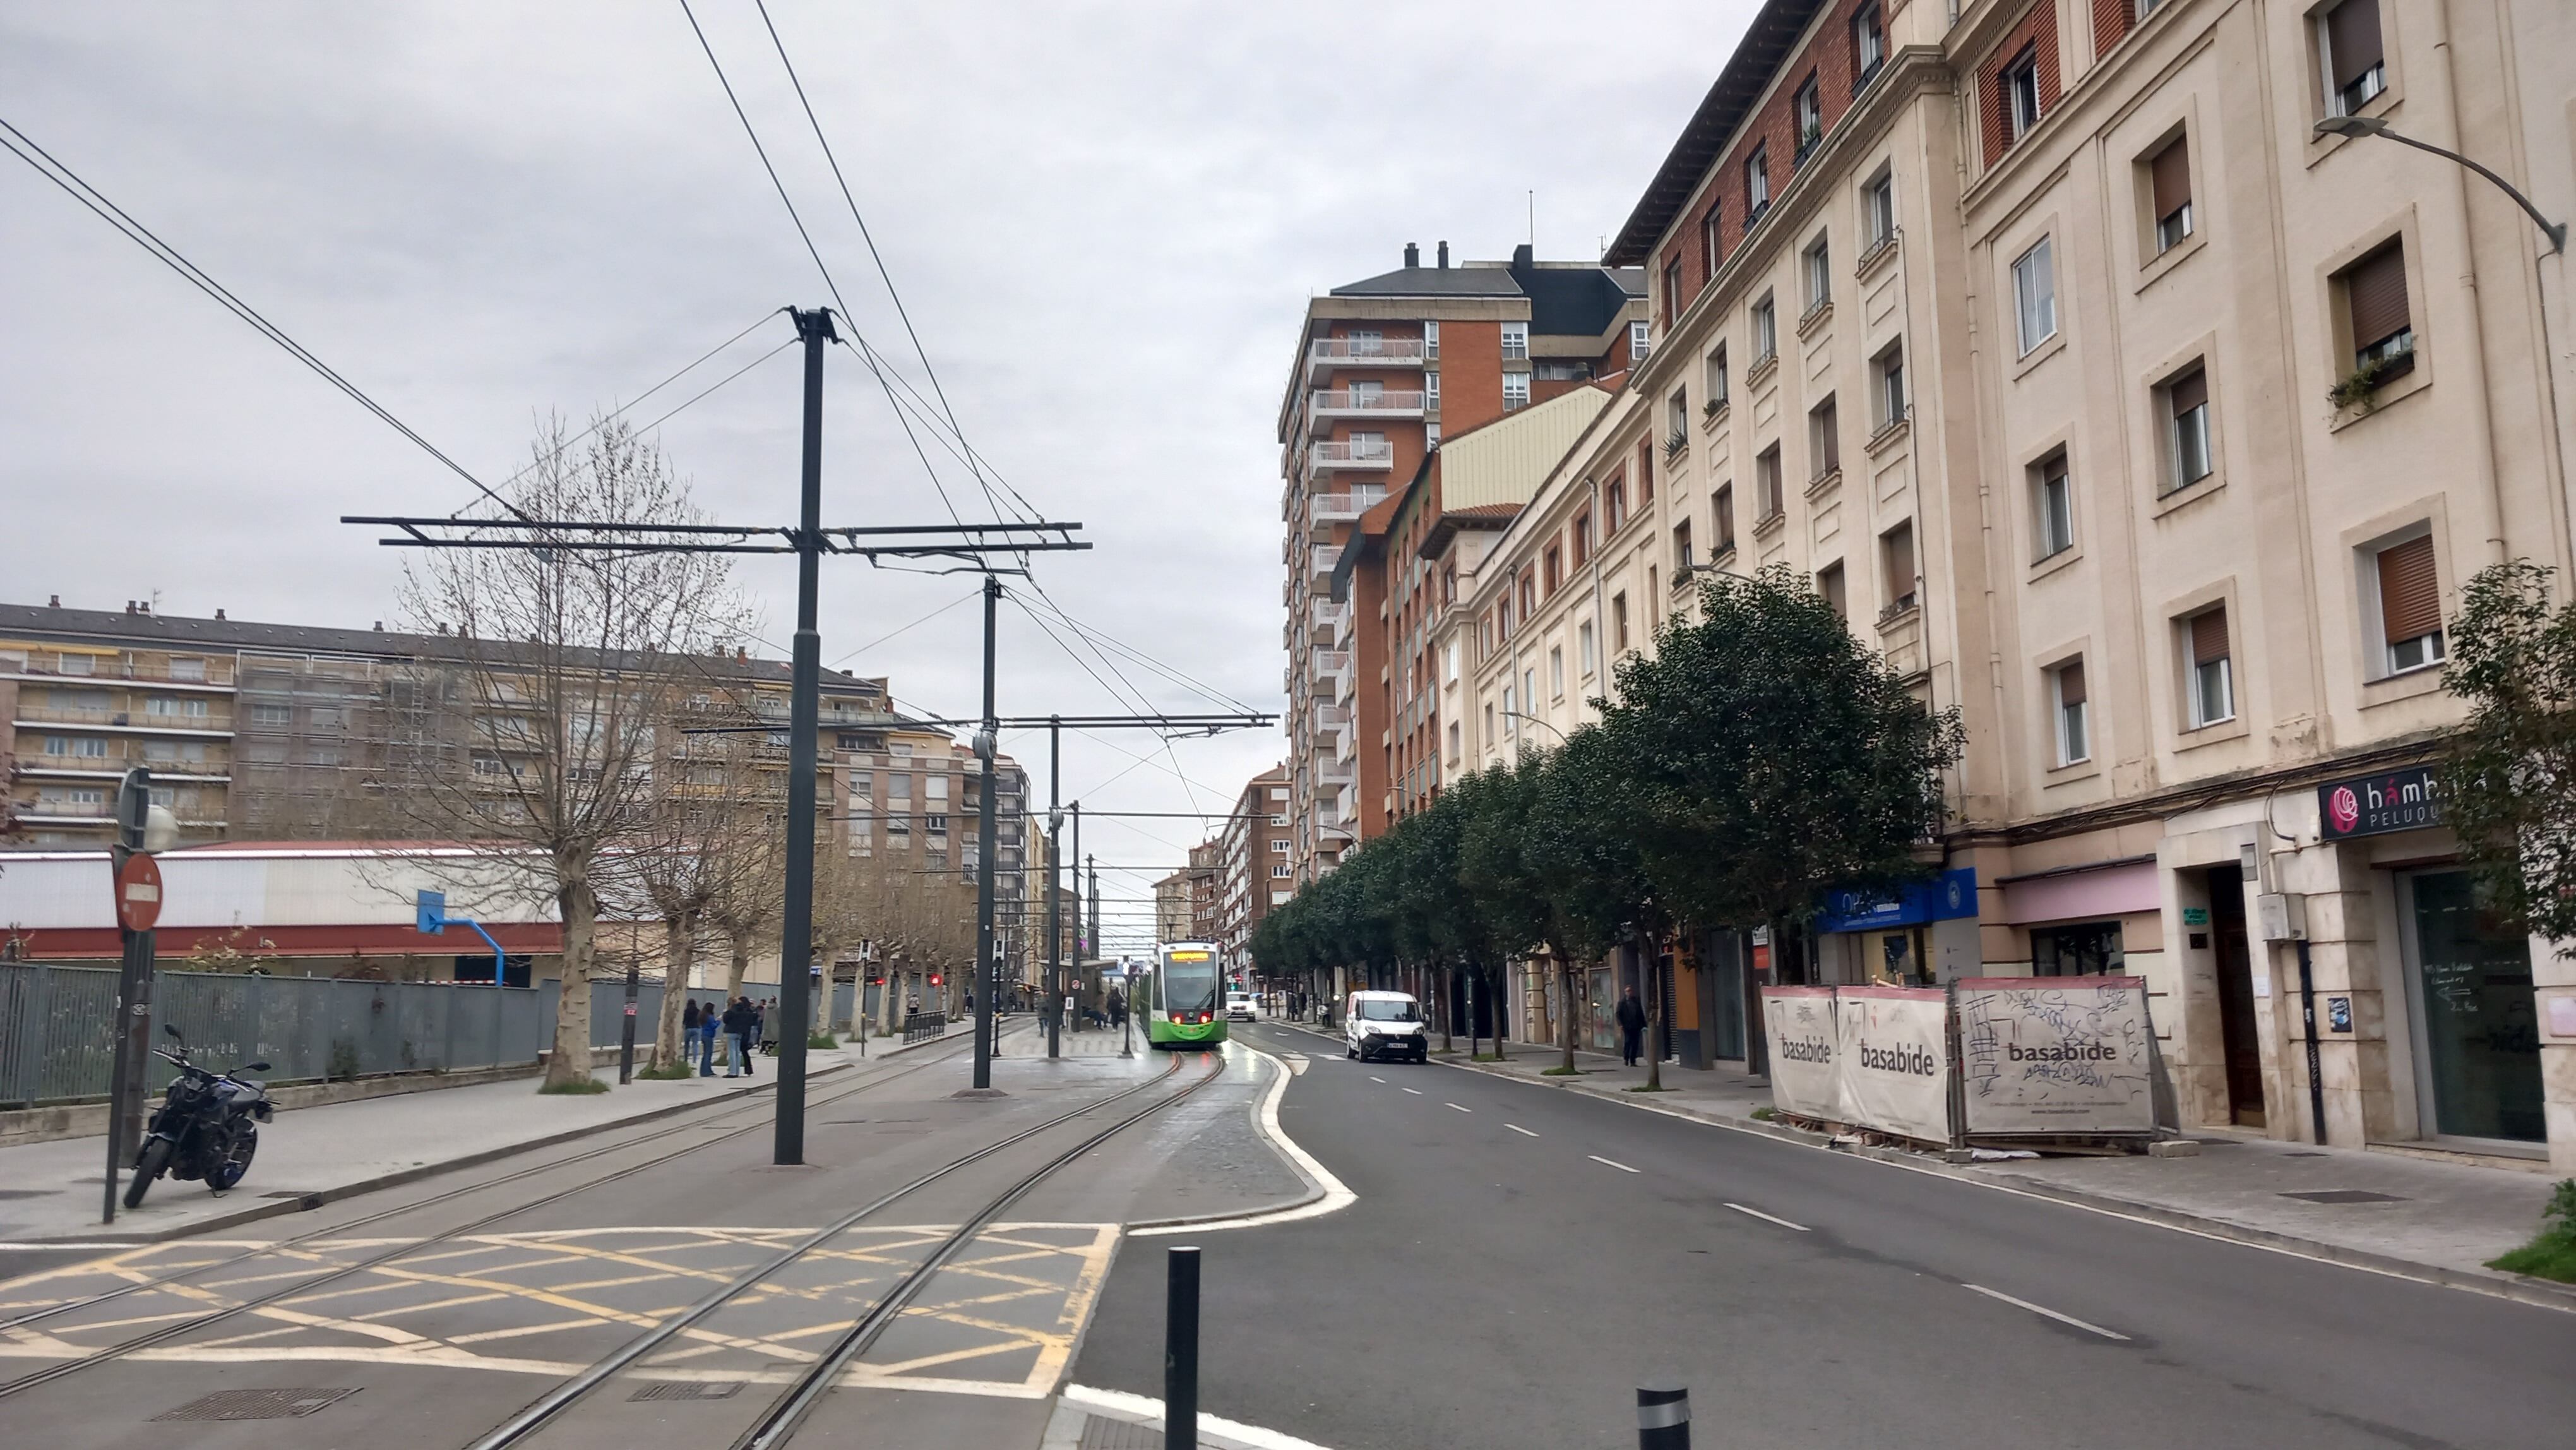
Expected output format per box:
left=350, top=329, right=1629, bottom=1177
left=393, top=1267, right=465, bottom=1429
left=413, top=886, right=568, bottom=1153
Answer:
left=0, top=113, right=532, bottom=524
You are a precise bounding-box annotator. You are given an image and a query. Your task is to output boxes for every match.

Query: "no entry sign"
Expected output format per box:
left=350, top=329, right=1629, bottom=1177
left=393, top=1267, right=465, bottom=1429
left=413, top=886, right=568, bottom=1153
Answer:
left=114, top=853, right=164, bottom=933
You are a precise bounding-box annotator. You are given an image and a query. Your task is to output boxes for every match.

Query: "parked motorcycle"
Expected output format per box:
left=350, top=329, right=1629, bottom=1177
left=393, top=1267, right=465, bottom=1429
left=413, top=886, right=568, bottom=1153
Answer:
left=124, top=1024, right=273, bottom=1209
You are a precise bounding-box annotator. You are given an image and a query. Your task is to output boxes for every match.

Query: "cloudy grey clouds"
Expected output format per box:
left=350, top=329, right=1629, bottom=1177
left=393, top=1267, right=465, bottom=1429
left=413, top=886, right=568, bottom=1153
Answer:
left=0, top=1, right=1753, bottom=927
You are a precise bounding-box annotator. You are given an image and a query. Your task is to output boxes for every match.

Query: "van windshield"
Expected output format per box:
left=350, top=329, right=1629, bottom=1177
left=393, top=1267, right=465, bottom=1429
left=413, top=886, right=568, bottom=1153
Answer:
left=1357, top=998, right=1419, bottom=1022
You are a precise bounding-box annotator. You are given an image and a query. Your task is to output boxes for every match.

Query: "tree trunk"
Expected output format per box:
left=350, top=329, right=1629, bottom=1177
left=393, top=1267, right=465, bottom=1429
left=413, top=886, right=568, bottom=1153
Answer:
left=726, top=928, right=752, bottom=1001
left=1638, top=928, right=1664, bottom=1091
left=1438, top=964, right=1454, bottom=1055
left=1487, top=962, right=1508, bottom=1060
left=546, top=873, right=599, bottom=1089
left=1559, top=957, right=1578, bottom=1072
left=655, top=908, right=695, bottom=1066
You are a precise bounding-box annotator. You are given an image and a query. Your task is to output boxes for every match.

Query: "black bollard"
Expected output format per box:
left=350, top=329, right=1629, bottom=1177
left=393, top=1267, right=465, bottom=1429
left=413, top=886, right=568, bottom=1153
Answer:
left=1166, top=1246, right=1201, bottom=1449
left=1637, top=1381, right=1690, bottom=1449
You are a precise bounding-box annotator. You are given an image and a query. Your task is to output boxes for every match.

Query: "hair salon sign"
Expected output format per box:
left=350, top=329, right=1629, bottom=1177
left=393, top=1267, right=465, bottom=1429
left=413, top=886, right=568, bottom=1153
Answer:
left=2317, top=764, right=2441, bottom=842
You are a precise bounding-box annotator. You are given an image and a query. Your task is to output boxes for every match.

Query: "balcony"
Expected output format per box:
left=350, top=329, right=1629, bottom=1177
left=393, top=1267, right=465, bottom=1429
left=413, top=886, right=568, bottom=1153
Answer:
left=1308, top=440, right=1395, bottom=472
left=1308, top=544, right=1343, bottom=580
left=1308, top=649, right=1350, bottom=686
left=1309, top=599, right=1347, bottom=635
left=17, top=796, right=114, bottom=820
left=1308, top=485, right=1388, bottom=524
left=15, top=703, right=233, bottom=734
left=1312, top=701, right=1351, bottom=734
left=1306, top=337, right=1429, bottom=381
left=1311, top=390, right=1428, bottom=421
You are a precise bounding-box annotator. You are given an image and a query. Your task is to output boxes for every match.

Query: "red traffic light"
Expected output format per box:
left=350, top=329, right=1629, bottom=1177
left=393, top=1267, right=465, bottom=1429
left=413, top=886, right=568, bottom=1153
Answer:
left=929, top=974, right=943, bottom=986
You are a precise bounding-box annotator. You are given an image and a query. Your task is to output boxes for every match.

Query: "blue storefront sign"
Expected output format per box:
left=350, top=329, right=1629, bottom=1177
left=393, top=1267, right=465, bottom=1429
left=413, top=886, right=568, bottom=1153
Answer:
left=1816, top=867, right=1978, bottom=934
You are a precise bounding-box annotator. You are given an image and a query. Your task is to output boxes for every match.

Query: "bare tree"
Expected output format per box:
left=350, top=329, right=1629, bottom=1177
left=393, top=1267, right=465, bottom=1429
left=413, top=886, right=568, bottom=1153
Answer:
left=391, top=417, right=749, bottom=1090
left=623, top=731, right=776, bottom=1067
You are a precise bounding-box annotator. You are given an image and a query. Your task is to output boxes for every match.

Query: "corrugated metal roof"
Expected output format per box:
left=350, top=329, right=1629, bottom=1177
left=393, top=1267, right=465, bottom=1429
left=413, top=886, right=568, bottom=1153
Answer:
left=1439, top=386, right=1613, bottom=511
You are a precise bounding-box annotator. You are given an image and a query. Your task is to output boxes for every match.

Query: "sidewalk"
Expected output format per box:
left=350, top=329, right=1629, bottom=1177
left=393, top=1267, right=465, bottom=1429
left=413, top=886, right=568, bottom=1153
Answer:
left=0, top=1029, right=969, bottom=1245
left=1271, top=1018, right=2574, bottom=1310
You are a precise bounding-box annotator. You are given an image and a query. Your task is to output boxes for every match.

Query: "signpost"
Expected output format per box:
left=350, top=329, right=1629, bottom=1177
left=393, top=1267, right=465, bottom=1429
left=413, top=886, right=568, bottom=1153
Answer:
left=101, top=767, right=172, bottom=1225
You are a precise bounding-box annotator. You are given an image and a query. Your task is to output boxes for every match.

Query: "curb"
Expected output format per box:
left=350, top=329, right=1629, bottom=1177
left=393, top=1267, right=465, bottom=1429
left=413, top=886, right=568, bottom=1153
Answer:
left=1126, top=1047, right=1338, bottom=1235
left=1421, top=1042, right=2576, bottom=1316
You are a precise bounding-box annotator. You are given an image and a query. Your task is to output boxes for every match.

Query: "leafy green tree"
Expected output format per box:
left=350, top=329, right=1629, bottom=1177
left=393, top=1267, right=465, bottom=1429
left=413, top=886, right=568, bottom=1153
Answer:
left=1459, top=754, right=1556, bottom=1064
left=1527, top=725, right=1676, bottom=1086
left=1603, top=565, right=1962, bottom=1074
left=2444, top=560, right=2576, bottom=947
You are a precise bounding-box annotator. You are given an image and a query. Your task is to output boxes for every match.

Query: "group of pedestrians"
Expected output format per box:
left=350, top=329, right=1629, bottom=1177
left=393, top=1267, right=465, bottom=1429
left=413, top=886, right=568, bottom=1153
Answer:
left=680, top=996, right=773, bottom=1077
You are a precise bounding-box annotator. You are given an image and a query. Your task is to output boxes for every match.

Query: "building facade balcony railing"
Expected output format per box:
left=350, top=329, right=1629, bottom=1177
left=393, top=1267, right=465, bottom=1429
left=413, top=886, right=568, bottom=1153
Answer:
left=6, top=660, right=236, bottom=690
left=1306, top=337, right=1429, bottom=380
left=1309, top=544, right=1343, bottom=580
left=15, top=704, right=234, bottom=732
left=1309, top=599, right=1347, bottom=633
left=1310, top=390, right=1428, bottom=419
left=1313, top=702, right=1351, bottom=732
left=1308, top=440, right=1395, bottom=471
left=16, top=797, right=116, bottom=819
left=1307, top=485, right=1387, bottom=524
left=1308, top=649, right=1351, bottom=685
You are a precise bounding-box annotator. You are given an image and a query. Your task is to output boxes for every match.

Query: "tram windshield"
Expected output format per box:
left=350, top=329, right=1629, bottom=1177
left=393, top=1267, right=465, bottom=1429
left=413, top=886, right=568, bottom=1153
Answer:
left=1159, top=956, right=1220, bottom=1014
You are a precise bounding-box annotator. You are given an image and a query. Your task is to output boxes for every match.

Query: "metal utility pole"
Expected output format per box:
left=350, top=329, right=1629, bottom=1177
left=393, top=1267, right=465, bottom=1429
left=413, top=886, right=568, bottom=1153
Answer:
left=1089, top=855, right=1101, bottom=982
left=1046, top=719, right=1063, bottom=1058
left=971, top=573, right=1002, bottom=1091
left=773, top=304, right=838, bottom=1166
left=101, top=767, right=165, bottom=1224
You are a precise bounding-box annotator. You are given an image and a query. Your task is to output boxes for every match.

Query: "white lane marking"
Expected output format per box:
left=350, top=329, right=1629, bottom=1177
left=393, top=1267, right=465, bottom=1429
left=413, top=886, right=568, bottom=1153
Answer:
left=1505, top=1124, right=1539, bottom=1138
left=1368, top=1076, right=1386, bottom=1084
left=1724, top=1202, right=1810, bottom=1232
left=1064, top=1384, right=1337, bottom=1450
left=1445, top=1103, right=1472, bottom=1113
left=1962, top=1284, right=2130, bottom=1341
left=1401, top=1088, right=1422, bottom=1096
left=1131, top=1046, right=1356, bottom=1237
left=1588, top=1154, right=1640, bottom=1173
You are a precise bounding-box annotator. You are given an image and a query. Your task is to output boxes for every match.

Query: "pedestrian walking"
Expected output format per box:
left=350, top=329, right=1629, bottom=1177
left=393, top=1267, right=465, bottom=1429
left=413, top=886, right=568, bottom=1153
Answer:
left=722, top=997, right=757, bottom=1077
left=1616, top=986, right=1647, bottom=1067
left=681, top=1000, right=701, bottom=1070
left=1107, top=985, right=1126, bottom=1029
left=696, top=1000, right=720, bottom=1076
left=758, top=997, right=777, bottom=1055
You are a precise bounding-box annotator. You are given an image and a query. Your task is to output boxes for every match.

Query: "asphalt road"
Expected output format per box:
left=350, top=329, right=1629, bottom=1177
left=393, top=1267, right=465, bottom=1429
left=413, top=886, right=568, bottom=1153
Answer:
left=1072, top=1019, right=2576, bottom=1450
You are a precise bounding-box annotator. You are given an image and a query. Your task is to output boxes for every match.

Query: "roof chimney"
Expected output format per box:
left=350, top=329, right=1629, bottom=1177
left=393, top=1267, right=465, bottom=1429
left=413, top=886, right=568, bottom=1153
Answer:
left=436, top=622, right=450, bottom=635
left=1404, top=242, right=1419, bottom=268
left=373, top=621, right=384, bottom=632
left=737, top=646, right=749, bottom=664
left=47, top=594, right=60, bottom=608
left=1512, top=243, right=1534, bottom=272
left=124, top=601, right=136, bottom=614
left=1437, top=241, right=1450, bottom=269
left=214, top=608, right=225, bottom=620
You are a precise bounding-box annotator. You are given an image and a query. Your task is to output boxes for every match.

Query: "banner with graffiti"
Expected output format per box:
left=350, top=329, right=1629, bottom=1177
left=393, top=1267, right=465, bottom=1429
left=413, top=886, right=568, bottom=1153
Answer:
left=1955, top=976, right=2156, bottom=1135
left=1760, top=986, right=1841, bottom=1121
left=1834, top=986, right=1952, bottom=1144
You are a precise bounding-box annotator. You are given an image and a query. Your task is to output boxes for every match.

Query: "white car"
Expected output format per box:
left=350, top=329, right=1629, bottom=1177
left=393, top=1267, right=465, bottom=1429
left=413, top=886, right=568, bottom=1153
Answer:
left=1225, top=990, right=1257, bottom=1022
left=1344, top=990, right=1428, bottom=1064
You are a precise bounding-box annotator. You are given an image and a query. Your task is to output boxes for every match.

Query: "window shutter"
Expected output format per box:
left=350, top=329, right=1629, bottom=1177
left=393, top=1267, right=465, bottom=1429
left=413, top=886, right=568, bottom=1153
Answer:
left=2346, top=245, right=2410, bottom=350
left=2150, top=137, right=2191, bottom=219
left=2058, top=660, right=2087, bottom=707
left=1638, top=440, right=1654, bottom=502
left=2327, top=0, right=2383, bottom=93
left=2378, top=535, right=2441, bottom=642
left=2169, top=367, right=2208, bottom=417
left=2191, top=608, right=2230, bottom=665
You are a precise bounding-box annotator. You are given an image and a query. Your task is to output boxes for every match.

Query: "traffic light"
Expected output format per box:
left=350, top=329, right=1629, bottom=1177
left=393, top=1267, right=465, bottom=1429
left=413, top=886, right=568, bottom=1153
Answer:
left=929, top=973, right=943, bottom=987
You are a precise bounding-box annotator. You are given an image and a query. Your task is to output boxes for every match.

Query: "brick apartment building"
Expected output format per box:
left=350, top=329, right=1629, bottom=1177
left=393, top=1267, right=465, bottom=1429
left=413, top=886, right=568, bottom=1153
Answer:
left=1216, top=765, right=1291, bottom=974
left=1278, top=245, right=1645, bottom=880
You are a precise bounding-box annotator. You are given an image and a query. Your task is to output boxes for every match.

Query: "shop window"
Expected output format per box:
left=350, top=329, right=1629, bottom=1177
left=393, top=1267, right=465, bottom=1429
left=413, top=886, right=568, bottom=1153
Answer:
left=2033, top=921, right=2124, bottom=975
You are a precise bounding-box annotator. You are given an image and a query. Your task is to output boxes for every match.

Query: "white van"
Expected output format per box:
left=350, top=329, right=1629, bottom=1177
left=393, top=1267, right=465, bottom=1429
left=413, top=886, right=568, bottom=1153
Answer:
left=1225, top=990, right=1257, bottom=1022
left=1344, top=990, right=1428, bottom=1064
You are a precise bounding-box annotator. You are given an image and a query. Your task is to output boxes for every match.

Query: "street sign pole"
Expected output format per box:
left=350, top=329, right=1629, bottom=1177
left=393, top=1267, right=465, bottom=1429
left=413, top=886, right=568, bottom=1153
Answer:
left=102, top=766, right=160, bottom=1225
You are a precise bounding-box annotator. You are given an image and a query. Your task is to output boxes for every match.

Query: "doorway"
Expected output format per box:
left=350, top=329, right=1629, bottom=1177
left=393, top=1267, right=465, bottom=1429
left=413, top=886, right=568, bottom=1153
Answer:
left=2203, top=865, right=2266, bottom=1128
left=2400, top=870, right=2544, bottom=1143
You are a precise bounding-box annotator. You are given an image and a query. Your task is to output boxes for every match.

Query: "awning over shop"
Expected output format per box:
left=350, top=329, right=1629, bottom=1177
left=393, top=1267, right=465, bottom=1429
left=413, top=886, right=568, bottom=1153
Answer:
left=1998, top=857, right=2160, bottom=925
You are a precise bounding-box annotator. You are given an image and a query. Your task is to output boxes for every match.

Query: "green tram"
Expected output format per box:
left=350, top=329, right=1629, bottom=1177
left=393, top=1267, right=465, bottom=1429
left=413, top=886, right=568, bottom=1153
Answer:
left=1142, top=941, right=1228, bottom=1049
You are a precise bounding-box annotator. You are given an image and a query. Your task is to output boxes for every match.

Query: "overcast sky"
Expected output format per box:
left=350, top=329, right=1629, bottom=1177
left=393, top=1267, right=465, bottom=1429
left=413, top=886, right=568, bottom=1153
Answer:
left=0, top=1, right=1754, bottom=942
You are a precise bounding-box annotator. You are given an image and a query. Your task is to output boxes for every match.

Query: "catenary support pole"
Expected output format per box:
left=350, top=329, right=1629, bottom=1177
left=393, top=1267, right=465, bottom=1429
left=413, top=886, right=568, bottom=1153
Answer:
left=1046, top=717, right=1063, bottom=1059
left=972, top=573, right=1001, bottom=1091
left=1088, top=856, right=1101, bottom=994
left=1165, top=1247, right=1201, bottom=1450
left=773, top=303, right=837, bottom=1166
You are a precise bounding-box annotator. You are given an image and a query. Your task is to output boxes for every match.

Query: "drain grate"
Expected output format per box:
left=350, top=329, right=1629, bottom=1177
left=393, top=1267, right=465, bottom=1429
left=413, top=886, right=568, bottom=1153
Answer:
left=1078, top=1414, right=1164, bottom=1449
left=629, top=1381, right=745, bottom=1403
left=155, top=1387, right=361, bottom=1422
left=2279, top=1189, right=2407, bottom=1204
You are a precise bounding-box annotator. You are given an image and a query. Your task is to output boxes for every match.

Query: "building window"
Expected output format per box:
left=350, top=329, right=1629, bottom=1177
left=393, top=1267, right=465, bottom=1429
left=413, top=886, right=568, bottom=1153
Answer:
left=2341, top=241, right=2414, bottom=376
left=1571, top=514, right=1593, bottom=567
left=1424, top=369, right=1441, bottom=409
left=2373, top=532, right=2445, bottom=674
left=1756, top=445, right=1784, bottom=521
left=1746, top=144, right=1770, bottom=224
left=1503, top=372, right=1531, bottom=410
left=1702, top=205, right=1723, bottom=277
left=1751, top=294, right=1777, bottom=363
left=1629, top=319, right=1653, bottom=362
left=2034, top=452, right=2075, bottom=560
left=1673, top=518, right=1695, bottom=573
left=2149, top=135, right=2193, bottom=253
left=1663, top=258, right=1684, bottom=327
left=56, top=654, right=94, bottom=676
left=1854, top=3, right=1886, bottom=89
left=1520, top=570, right=1537, bottom=619
left=2012, top=237, right=2056, bottom=355
left=1578, top=620, right=1597, bottom=677
left=2186, top=606, right=2234, bottom=727
left=1872, top=342, right=1905, bottom=429
left=1525, top=668, right=1538, bottom=717
left=1484, top=701, right=1496, bottom=743
left=1501, top=321, right=1529, bottom=361
left=1270, top=837, right=1291, bottom=853
left=1863, top=167, right=1896, bottom=251
left=1605, top=475, right=1630, bottom=533
left=1544, top=544, right=1563, bottom=596
left=2003, top=44, right=2043, bottom=141
left=1443, top=638, right=1460, bottom=685
left=1271, top=862, right=1293, bottom=879
left=1637, top=439, right=1655, bottom=503
left=1705, top=344, right=1729, bottom=409
left=1613, top=592, right=1631, bottom=652
left=1549, top=647, right=1565, bottom=700
left=169, top=657, right=206, bottom=681
left=1818, top=562, right=1848, bottom=621
left=309, top=747, right=340, bottom=767
left=1423, top=319, right=1440, bottom=360
left=2164, top=366, right=2213, bottom=492
left=1713, top=484, right=1736, bottom=555
left=2319, top=0, right=2387, bottom=117
left=1803, top=236, right=1832, bottom=315
left=249, top=703, right=291, bottom=730
left=1667, top=388, right=1690, bottom=443
left=1809, top=395, right=1840, bottom=481
left=1794, top=75, right=1823, bottom=165
left=2033, top=921, right=2123, bottom=976
left=2053, top=659, right=2090, bottom=764
left=1446, top=720, right=1462, bottom=762
left=1880, top=520, right=1916, bottom=614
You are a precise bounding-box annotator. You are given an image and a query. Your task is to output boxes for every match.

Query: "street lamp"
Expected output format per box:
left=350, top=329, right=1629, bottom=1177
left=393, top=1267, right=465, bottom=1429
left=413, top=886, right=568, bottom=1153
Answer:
left=1496, top=709, right=1568, bottom=745
left=2311, top=115, right=2565, bottom=253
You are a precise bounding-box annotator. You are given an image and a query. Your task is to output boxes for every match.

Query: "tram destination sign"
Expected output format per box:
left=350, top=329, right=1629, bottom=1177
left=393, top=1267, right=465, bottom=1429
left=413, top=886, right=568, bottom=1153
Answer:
left=2317, top=764, right=2442, bottom=842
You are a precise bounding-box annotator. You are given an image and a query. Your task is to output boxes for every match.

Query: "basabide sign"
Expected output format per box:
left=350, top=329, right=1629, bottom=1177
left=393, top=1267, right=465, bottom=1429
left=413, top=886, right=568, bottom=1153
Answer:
left=1832, top=986, right=1951, bottom=1144
left=1761, top=986, right=1840, bottom=1120
left=1956, top=976, right=2156, bottom=1135
left=2317, top=764, right=2441, bottom=842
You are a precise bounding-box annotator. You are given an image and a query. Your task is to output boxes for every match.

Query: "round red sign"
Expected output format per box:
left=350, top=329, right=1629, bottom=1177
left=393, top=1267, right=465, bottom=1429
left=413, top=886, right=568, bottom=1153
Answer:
left=115, top=853, right=164, bottom=933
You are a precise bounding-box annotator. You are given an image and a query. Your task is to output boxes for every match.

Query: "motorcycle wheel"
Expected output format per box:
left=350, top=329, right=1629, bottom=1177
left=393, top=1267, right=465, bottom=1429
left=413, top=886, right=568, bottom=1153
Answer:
left=124, top=1138, right=172, bottom=1209
left=208, top=1123, right=259, bottom=1192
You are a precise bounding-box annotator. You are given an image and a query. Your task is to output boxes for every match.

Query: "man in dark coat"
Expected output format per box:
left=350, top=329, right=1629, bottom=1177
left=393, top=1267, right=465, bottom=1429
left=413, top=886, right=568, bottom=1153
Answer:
left=1616, top=986, right=1647, bottom=1067
left=722, top=997, right=757, bottom=1078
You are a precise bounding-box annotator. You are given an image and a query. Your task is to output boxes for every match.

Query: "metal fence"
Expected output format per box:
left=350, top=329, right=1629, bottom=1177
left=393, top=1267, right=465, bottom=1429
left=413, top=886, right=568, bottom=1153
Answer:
left=1, top=964, right=668, bottom=1108
left=903, top=1011, right=947, bottom=1045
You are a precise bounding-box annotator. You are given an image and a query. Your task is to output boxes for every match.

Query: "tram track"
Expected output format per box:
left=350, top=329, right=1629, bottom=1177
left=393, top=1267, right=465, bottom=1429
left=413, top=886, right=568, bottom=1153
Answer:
left=0, top=1022, right=1010, bottom=1377
left=463, top=1048, right=1227, bottom=1450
